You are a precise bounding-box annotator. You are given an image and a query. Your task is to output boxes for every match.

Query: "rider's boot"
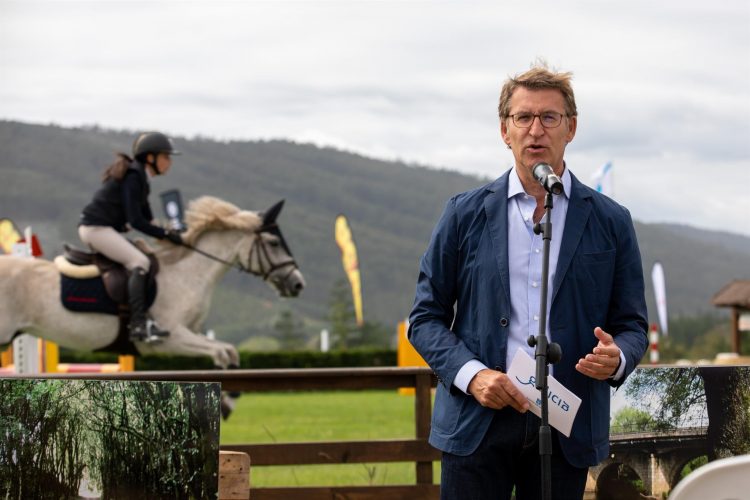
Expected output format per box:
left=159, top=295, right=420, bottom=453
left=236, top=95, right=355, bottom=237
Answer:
left=128, top=267, right=169, bottom=343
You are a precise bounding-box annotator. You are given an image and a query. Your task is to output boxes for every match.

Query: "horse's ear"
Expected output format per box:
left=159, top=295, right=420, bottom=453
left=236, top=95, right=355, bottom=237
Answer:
left=262, top=199, right=285, bottom=225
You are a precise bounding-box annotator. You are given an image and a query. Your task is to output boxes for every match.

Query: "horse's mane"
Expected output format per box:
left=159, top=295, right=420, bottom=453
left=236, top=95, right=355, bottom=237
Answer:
left=157, top=196, right=262, bottom=262
left=183, top=196, right=262, bottom=244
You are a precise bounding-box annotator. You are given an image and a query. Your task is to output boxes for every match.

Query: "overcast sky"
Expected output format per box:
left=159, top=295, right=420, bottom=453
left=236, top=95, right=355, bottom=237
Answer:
left=2, top=0, right=749, bottom=236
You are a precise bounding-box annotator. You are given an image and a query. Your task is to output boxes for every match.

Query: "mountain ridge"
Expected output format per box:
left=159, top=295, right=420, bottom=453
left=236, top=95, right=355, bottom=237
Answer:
left=1, top=120, right=747, bottom=344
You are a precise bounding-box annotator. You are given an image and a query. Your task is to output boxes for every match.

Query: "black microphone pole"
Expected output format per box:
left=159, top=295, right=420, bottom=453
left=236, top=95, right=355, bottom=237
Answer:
left=529, top=190, right=562, bottom=500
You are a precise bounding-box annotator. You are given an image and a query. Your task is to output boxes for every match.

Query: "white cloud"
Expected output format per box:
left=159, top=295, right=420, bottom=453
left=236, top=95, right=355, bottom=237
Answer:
left=1, top=0, right=749, bottom=235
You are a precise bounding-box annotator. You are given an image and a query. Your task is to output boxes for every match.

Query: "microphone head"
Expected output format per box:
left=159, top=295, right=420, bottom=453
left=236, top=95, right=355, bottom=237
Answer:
left=532, top=162, right=554, bottom=180
left=532, top=163, right=563, bottom=195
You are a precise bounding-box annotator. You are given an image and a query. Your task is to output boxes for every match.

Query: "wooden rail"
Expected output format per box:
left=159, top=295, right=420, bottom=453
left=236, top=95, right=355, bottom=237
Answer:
left=8, top=367, right=440, bottom=499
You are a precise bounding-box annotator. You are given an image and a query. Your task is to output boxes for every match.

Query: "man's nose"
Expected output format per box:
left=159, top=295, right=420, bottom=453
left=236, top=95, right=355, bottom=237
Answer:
left=529, top=116, right=546, bottom=136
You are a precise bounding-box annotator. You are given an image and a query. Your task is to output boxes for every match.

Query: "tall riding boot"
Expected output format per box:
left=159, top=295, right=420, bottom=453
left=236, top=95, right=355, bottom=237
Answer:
left=128, top=267, right=169, bottom=342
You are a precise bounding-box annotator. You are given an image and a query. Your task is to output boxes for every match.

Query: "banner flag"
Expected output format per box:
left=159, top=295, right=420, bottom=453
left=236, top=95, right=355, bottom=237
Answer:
left=652, top=261, right=669, bottom=336
left=334, top=214, right=364, bottom=327
left=590, top=161, right=613, bottom=197
left=0, top=218, right=21, bottom=254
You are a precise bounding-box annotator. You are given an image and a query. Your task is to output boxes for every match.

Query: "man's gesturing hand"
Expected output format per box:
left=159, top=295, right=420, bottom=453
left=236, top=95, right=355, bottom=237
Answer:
left=575, top=327, right=621, bottom=380
left=468, top=369, right=530, bottom=413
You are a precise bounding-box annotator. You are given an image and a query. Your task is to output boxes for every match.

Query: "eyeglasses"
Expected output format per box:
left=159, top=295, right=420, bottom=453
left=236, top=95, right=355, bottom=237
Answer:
left=509, top=111, right=567, bottom=129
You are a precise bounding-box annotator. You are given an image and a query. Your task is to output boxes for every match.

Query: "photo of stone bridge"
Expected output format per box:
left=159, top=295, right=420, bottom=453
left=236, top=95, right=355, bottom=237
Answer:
left=586, top=364, right=750, bottom=499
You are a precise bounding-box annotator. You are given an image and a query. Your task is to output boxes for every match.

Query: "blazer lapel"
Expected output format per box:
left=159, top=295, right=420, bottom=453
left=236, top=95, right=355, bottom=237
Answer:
left=484, top=172, right=511, bottom=305
left=551, top=173, right=592, bottom=304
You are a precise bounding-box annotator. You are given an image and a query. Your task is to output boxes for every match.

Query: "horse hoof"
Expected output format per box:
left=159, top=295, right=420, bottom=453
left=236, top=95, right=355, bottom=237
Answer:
left=220, top=395, right=236, bottom=420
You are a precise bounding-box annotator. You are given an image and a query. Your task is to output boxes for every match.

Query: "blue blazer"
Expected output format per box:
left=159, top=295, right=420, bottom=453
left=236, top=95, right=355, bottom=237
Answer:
left=408, top=169, right=648, bottom=468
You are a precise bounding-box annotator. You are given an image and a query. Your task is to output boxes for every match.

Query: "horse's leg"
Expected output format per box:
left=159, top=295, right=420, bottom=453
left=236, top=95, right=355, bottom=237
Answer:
left=136, top=324, right=242, bottom=418
left=137, top=324, right=238, bottom=368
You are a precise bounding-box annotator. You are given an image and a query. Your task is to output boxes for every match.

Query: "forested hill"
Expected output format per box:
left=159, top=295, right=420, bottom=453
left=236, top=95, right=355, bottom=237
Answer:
left=1, top=120, right=748, bottom=345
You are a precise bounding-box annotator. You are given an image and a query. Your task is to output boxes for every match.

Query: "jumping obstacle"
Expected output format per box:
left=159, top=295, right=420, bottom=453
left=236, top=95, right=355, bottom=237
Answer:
left=396, top=319, right=428, bottom=395
left=0, top=346, right=13, bottom=374
left=0, top=337, right=134, bottom=374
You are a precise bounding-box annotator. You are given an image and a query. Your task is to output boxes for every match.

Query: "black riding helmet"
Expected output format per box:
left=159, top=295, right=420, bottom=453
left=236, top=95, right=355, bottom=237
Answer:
left=132, top=132, right=181, bottom=159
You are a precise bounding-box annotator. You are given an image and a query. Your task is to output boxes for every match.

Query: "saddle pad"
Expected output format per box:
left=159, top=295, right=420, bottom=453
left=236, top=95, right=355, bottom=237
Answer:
left=60, top=275, right=119, bottom=314
left=59, top=274, right=159, bottom=315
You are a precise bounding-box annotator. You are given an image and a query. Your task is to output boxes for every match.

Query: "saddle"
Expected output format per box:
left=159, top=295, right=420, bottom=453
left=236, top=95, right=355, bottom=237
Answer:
left=55, top=243, right=159, bottom=310
left=54, top=244, right=161, bottom=355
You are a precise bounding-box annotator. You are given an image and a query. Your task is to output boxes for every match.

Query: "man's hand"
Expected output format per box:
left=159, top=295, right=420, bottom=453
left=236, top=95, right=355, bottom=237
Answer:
left=575, top=327, right=621, bottom=380
left=468, top=369, right=530, bottom=413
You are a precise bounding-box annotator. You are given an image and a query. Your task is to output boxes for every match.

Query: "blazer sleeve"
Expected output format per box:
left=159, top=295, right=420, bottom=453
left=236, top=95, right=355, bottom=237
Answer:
left=408, top=197, right=479, bottom=389
left=606, top=207, right=649, bottom=387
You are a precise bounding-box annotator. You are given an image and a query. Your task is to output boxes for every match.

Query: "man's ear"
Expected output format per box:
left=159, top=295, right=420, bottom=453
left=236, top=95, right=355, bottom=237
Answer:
left=500, top=119, right=509, bottom=145
left=566, top=115, right=577, bottom=143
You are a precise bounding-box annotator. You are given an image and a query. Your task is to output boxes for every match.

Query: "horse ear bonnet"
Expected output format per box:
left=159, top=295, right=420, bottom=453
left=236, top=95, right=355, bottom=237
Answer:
left=262, top=200, right=285, bottom=226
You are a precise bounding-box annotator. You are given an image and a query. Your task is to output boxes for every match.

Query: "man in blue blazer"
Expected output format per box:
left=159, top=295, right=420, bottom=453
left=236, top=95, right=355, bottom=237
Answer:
left=408, top=64, right=648, bottom=500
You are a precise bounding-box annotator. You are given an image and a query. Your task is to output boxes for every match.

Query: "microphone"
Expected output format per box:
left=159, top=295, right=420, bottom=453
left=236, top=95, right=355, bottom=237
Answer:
left=532, top=163, right=564, bottom=195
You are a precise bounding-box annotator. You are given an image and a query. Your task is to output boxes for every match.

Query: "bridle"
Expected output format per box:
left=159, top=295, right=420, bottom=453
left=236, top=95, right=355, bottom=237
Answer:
left=246, top=224, right=298, bottom=281
left=179, top=225, right=298, bottom=282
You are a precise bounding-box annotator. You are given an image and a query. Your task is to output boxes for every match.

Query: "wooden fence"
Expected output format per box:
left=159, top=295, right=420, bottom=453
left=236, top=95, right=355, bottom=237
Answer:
left=6, top=367, right=440, bottom=499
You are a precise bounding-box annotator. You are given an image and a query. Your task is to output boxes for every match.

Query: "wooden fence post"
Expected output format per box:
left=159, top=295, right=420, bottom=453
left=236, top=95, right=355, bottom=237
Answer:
left=415, top=371, right=433, bottom=485
left=219, top=450, right=250, bottom=499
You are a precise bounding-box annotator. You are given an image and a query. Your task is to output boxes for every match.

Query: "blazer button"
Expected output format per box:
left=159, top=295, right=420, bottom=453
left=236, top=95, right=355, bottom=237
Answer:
left=500, top=318, right=509, bottom=327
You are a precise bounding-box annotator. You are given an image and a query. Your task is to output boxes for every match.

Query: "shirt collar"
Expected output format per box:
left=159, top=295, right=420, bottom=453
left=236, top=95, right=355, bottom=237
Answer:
left=508, top=163, right=572, bottom=200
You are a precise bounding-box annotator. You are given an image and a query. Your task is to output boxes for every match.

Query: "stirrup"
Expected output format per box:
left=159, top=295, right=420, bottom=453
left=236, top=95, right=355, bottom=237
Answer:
left=129, top=319, right=170, bottom=344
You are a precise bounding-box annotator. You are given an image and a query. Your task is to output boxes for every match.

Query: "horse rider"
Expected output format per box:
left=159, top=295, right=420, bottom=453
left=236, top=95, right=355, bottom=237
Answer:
left=78, top=131, right=184, bottom=343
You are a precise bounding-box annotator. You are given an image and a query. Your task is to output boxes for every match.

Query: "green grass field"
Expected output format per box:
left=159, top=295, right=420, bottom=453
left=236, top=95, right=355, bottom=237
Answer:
left=220, top=390, right=440, bottom=487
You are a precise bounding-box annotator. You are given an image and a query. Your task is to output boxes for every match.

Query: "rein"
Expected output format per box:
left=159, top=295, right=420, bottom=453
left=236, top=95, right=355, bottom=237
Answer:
left=179, top=230, right=298, bottom=281
left=179, top=241, right=246, bottom=272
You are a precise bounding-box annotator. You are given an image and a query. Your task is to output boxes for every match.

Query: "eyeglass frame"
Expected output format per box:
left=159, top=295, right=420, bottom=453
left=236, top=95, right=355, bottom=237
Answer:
left=507, top=111, right=568, bottom=129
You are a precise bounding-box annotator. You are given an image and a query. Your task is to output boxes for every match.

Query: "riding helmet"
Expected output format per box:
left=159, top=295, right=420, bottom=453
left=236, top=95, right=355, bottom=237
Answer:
left=132, top=132, right=181, bottom=158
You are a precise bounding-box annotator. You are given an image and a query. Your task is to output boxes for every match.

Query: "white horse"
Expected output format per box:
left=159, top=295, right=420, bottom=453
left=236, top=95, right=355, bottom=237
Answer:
left=0, top=196, right=305, bottom=369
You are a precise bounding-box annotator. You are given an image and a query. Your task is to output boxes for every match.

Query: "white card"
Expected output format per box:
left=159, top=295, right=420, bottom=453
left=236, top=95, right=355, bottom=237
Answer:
left=506, top=348, right=581, bottom=437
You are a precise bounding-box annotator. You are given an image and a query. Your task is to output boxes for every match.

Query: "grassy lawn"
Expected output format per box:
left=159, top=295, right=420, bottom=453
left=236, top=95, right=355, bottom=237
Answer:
left=220, top=390, right=440, bottom=487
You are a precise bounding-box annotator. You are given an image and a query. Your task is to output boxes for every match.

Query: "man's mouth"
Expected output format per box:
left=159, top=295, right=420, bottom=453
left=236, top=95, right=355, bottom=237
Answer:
left=525, top=144, right=547, bottom=153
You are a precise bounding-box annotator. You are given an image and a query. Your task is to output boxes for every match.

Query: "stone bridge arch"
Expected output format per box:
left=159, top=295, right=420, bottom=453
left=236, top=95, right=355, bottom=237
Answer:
left=586, top=447, right=710, bottom=498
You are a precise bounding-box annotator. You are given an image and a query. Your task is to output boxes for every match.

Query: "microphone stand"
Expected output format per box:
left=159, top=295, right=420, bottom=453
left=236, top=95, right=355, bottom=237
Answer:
left=528, top=191, right=562, bottom=500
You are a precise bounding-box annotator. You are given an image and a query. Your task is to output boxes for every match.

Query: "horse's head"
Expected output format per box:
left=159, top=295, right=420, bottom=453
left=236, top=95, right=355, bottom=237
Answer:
left=244, top=200, right=305, bottom=297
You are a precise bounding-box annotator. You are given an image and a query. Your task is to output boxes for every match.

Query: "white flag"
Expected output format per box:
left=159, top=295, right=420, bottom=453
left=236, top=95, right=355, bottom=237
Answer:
left=591, top=161, right=613, bottom=197
left=651, top=261, right=668, bottom=336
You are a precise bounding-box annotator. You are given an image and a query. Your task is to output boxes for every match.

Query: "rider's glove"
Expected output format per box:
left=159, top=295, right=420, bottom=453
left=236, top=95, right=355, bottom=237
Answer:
left=164, top=229, right=183, bottom=245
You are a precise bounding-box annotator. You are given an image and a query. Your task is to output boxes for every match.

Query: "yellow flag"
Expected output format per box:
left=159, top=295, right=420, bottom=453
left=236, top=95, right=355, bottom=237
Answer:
left=0, top=218, right=21, bottom=254
left=334, top=214, right=363, bottom=327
